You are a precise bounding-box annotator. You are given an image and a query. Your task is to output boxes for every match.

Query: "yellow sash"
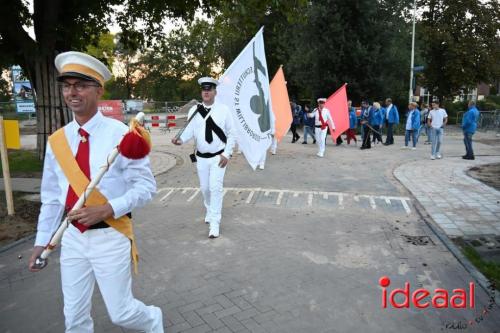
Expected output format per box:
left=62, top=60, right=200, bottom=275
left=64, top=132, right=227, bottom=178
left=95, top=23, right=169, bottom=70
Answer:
left=48, top=128, right=139, bottom=274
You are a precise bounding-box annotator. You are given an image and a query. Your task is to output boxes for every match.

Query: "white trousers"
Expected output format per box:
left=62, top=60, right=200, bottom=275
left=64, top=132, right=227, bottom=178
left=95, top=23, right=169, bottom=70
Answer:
left=196, top=155, right=227, bottom=225
left=315, top=127, right=328, bottom=155
left=258, top=138, right=278, bottom=167
left=61, top=224, right=158, bottom=333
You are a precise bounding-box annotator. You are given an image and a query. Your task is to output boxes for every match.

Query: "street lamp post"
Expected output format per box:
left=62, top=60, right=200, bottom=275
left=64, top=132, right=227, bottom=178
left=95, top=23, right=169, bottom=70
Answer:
left=409, top=0, right=417, bottom=103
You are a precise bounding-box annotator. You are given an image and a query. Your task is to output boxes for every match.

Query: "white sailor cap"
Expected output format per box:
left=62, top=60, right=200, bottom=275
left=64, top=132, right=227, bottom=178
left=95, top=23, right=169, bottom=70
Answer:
left=317, top=98, right=327, bottom=103
left=55, top=51, right=112, bottom=87
left=198, top=77, right=219, bottom=89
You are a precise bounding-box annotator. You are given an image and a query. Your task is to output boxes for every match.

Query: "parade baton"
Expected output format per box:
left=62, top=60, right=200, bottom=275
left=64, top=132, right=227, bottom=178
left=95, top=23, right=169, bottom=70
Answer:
left=173, top=105, right=201, bottom=141
left=32, top=112, right=152, bottom=270
left=361, top=121, right=382, bottom=136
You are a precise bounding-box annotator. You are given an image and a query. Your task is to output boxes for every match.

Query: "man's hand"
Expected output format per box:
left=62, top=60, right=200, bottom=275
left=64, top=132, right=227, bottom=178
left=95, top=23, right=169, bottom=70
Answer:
left=171, top=138, right=182, bottom=145
left=29, top=246, right=45, bottom=272
left=67, top=203, right=114, bottom=227
left=219, top=155, right=229, bottom=168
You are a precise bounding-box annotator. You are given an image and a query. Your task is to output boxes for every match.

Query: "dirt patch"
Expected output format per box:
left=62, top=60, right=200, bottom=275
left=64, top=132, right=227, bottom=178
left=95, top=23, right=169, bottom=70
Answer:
left=467, top=163, right=500, bottom=192
left=0, top=192, right=40, bottom=248
left=475, top=137, right=500, bottom=146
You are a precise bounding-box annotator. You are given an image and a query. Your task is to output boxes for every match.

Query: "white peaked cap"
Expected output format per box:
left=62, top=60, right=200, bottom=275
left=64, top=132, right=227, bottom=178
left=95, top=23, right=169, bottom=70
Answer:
left=55, top=51, right=112, bottom=86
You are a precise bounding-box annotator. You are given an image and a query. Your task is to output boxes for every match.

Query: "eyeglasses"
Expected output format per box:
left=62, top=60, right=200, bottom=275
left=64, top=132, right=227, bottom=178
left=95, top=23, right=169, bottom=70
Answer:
left=59, top=82, right=100, bottom=92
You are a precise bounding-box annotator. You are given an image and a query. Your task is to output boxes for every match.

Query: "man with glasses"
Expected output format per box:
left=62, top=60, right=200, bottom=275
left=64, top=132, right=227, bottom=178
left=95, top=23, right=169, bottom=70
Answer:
left=29, top=51, right=163, bottom=333
left=172, top=77, right=236, bottom=238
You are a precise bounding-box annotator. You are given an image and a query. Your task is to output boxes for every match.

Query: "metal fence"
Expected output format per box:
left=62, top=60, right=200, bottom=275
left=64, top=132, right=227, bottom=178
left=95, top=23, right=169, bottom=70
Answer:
left=477, top=110, right=500, bottom=132
left=456, top=110, right=500, bottom=132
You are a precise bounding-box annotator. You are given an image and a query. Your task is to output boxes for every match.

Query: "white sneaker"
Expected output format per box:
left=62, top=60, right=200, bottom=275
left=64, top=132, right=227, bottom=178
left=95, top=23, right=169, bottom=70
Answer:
left=271, top=150, right=276, bottom=155
left=258, top=164, right=265, bottom=170
left=147, top=306, right=164, bottom=333
left=316, top=152, right=324, bottom=157
left=430, top=155, right=436, bottom=160
left=209, top=224, right=220, bottom=238
left=437, top=154, right=442, bottom=159
left=411, top=147, right=416, bottom=150
left=401, top=146, right=408, bottom=150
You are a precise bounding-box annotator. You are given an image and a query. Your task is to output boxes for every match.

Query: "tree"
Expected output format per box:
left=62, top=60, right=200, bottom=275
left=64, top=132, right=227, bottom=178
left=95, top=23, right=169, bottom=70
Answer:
left=286, top=0, right=414, bottom=105
left=419, top=0, right=500, bottom=100
left=0, top=0, right=222, bottom=158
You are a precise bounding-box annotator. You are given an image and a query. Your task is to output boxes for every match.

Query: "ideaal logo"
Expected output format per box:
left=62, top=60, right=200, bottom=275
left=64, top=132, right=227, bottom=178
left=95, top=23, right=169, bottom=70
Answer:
left=379, top=276, right=497, bottom=330
left=379, top=276, right=475, bottom=309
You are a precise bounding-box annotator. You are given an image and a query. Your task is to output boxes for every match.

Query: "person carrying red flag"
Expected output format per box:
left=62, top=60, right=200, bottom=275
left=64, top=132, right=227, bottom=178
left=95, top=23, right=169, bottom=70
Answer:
left=308, top=98, right=335, bottom=157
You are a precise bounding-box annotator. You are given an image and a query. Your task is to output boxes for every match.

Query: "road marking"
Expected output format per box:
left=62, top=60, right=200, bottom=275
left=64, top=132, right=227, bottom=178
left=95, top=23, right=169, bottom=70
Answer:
left=187, top=189, right=199, bottom=202
left=276, top=191, right=284, bottom=205
left=156, top=187, right=412, bottom=213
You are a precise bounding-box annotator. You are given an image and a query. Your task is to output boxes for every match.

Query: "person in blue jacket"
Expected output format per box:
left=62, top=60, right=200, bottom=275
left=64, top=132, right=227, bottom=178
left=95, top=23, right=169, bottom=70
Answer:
left=370, top=102, right=384, bottom=144
left=461, top=100, right=480, bottom=160
left=402, top=102, right=421, bottom=149
left=302, top=105, right=316, bottom=144
left=383, top=98, right=399, bottom=145
left=345, top=100, right=358, bottom=145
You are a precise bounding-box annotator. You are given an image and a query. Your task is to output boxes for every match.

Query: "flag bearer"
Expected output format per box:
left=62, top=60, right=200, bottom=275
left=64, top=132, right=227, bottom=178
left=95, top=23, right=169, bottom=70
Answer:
left=308, top=98, right=335, bottom=157
left=172, top=77, right=236, bottom=238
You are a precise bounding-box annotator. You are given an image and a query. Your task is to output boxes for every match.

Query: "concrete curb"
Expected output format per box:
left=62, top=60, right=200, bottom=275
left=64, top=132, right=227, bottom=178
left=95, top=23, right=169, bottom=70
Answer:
left=394, top=162, right=500, bottom=305
left=0, top=233, right=35, bottom=254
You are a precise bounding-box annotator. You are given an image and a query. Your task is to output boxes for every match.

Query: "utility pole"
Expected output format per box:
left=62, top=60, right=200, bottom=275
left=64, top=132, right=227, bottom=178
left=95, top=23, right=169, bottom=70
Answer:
left=409, top=0, right=417, bottom=103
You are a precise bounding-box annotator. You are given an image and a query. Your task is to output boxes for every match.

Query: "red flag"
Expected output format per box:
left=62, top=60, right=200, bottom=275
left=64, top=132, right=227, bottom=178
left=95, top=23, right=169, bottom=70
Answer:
left=270, top=66, right=292, bottom=143
left=324, top=84, right=349, bottom=141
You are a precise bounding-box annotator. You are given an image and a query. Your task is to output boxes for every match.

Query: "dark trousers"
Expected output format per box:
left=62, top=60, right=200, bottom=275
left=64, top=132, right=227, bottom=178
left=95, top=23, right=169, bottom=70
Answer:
left=464, top=132, right=474, bottom=157
left=290, top=124, right=299, bottom=141
left=372, top=125, right=382, bottom=143
left=385, top=122, right=394, bottom=144
left=361, top=125, right=371, bottom=148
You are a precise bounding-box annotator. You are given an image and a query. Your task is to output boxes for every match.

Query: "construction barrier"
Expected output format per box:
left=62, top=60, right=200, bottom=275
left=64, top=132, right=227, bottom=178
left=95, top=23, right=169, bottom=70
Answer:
left=167, top=115, right=176, bottom=129
left=151, top=115, right=160, bottom=127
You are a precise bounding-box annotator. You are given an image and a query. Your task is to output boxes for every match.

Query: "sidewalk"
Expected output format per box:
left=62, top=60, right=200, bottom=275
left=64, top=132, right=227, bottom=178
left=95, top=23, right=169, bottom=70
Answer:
left=395, top=156, right=500, bottom=238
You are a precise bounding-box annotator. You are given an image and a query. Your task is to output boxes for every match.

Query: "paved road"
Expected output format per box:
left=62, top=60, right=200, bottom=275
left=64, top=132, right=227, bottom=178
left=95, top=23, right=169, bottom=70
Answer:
left=1, top=128, right=500, bottom=332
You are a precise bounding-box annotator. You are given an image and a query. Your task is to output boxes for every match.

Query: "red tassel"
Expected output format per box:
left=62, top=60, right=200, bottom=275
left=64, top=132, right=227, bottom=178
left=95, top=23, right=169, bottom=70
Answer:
left=119, top=130, right=151, bottom=159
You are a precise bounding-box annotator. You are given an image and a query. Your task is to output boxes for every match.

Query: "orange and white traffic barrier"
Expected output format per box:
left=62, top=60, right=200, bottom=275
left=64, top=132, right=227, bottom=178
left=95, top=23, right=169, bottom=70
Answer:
left=167, top=115, right=176, bottom=129
left=151, top=115, right=160, bottom=127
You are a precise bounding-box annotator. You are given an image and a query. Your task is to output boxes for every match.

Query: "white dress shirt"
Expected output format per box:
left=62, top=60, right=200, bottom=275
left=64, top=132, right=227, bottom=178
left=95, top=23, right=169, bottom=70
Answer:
left=309, top=107, right=335, bottom=129
left=180, top=102, right=236, bottom=158
left=35, top=111, right=156, bottom=247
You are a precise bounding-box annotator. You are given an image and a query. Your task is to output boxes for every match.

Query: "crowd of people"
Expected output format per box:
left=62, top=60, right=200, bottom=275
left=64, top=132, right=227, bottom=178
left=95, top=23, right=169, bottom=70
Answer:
left=289, top=98, right=480, bottom=160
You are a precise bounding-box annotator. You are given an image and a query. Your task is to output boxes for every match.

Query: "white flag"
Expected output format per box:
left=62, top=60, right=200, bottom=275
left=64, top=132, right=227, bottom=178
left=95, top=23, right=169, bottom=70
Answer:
left=216, top=27, right=273, bottom=170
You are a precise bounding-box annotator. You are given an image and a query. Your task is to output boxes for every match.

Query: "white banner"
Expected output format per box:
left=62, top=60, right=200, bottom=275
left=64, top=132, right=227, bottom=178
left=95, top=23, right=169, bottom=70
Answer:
left=216, top=27, right=272, bottom=170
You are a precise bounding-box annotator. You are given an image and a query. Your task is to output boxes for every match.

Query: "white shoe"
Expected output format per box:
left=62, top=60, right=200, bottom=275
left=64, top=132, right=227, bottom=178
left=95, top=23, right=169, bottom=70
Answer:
left=411, top=147, right=416, bottom=150
left=209, top=224, right=220, bottom=238
left=430, top=155, right=436, bottom=160
left=437, top=154, right=442, bottom=159
left=271, top=149, right=276, bottom=155
left=316, top=152, right=324, bottom=157
left=401, top=146, right=408, bottom=149
left=147, top=306, right=164, bottom=333
left=258, top=164, right=265, bottom=170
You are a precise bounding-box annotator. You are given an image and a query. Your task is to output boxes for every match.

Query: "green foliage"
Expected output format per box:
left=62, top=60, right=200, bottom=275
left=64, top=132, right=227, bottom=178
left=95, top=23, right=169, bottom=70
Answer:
left=418, top=0, right=500, bottom=99
left=86, top=33, right=116, bottom=69
left=0, top=75, right=11, bottom=102
left=286, top=0, right=414, bottom=106
left=0, top=150, right=43, bottom=174
left=463, top=245, right=500, bottom=290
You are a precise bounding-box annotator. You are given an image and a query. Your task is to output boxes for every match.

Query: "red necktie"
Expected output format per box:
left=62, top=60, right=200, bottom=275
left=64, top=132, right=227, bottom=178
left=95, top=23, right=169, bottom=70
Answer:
left=318, top=109, right=327, bottom=130
left=65, top=128, right=90, bottom=233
